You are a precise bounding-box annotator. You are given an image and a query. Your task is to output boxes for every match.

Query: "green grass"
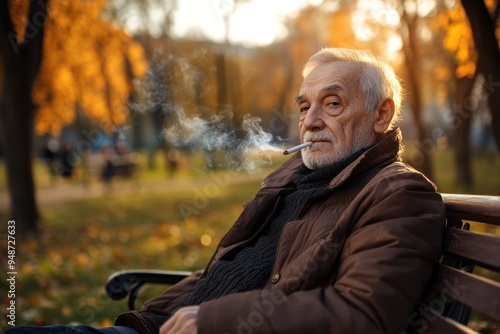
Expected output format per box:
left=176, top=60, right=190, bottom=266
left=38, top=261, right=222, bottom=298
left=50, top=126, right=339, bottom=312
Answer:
left=0, top=146, right=498, bottom=328
left=429, top=148, right=500, bottom=195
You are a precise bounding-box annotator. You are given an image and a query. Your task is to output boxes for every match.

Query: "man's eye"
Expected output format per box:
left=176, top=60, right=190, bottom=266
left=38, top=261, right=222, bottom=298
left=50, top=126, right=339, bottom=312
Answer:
left=328, top=101, right=340, bottom=107
left=325, top=99, right=343, bottom=116
left=299, top=106, right=310, bottom=112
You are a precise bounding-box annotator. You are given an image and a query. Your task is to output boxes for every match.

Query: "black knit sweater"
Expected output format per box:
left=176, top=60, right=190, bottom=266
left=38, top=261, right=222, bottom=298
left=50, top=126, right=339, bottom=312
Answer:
left=184, top=151, right=364, bottom=306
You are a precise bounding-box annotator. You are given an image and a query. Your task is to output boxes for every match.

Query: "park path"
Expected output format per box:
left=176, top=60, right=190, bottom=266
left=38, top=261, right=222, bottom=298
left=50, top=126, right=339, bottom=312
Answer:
left=0, top=170, right=268, bottom=210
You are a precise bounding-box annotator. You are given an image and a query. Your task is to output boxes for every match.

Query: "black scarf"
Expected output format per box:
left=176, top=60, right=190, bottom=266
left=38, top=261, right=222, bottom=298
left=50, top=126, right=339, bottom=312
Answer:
left=184, top=148, right=366, bottom=306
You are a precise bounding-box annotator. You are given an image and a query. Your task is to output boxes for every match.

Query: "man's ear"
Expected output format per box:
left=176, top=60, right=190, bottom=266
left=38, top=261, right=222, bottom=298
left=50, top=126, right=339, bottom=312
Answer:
left=374, top=99, right=395, bottom=134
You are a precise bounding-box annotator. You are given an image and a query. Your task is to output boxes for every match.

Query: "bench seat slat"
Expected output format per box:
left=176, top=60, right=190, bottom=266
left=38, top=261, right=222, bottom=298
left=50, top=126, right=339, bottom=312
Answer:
left=430, top=265, right=500, bottom=322
left=442, top=227, right=500, bottom=272
left=418, top=306, right=478, bottom=334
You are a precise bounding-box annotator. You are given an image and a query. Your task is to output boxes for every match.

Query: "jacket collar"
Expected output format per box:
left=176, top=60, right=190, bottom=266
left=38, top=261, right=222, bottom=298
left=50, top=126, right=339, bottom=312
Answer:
left=262, top=128, right=403, bottom=190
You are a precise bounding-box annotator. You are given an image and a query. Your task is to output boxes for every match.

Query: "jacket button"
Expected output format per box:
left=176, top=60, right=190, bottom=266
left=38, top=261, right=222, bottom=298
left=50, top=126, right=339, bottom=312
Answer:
left=271, top=273, right=280, bottom=284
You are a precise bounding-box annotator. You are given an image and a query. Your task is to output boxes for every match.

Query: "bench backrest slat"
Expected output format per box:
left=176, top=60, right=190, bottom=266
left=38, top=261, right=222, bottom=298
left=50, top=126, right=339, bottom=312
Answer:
left=431, top=264, right=500, bottom=322
left=441, top=193, right=500, bottom=226
left=419, top=306, right=479, bottom=334
left=411, top=193, right=500, bottom=334
left=442, top=227, right=500, bottom=272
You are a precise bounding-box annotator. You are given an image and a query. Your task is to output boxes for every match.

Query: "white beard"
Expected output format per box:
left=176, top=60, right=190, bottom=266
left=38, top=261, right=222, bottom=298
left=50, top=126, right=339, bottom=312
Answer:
left=301, top=120, right=377, bottom=170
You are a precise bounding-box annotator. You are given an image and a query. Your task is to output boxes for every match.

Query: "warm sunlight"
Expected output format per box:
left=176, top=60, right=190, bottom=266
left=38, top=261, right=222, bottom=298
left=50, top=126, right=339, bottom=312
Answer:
left=171, top=0, right=323, bottom=46
left=352, top=0, right=400, bottom=41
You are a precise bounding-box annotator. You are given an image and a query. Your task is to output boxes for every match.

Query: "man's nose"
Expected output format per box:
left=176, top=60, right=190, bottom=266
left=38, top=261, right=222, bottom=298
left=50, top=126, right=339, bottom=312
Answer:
left=302, top=105, right=325, bottom=131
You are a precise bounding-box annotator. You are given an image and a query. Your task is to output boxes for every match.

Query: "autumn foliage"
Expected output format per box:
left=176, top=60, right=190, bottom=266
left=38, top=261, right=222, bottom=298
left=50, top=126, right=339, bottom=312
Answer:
left=434, top=0, right=500, bottom=79
left=8, top=0, right=148, bottom=135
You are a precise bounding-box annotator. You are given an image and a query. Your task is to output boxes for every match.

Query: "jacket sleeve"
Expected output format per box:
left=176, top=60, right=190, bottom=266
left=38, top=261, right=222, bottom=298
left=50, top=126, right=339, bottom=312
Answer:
left=115, top=270, right=203, bottom=331
left=140, top=269, right=204, bottom=312
left=196, top=170, right=445, bottom=333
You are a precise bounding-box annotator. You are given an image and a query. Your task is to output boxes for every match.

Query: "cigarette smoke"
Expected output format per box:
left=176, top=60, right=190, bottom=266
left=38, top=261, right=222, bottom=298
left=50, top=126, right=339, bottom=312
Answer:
left=163, top=107, right=282, bottom=172
left=130, top=49, right=284, bottom=172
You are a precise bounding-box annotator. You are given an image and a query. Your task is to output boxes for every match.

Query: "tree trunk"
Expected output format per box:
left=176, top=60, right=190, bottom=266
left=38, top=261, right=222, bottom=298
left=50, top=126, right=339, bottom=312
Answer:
left=453, top=76, right=476, bottom=189
left=401, top=8, right=433, bottom=179
left=0, top=0, right=50, bottom=235
left=229, top=55, right=241, bottom=115
left=1, top=78, right=39, bottom=233
left=461, top=0, right=500, bottom=152
left=215, top=50, right=228, bottom=109
left=274, top=45, right=294, bottom=140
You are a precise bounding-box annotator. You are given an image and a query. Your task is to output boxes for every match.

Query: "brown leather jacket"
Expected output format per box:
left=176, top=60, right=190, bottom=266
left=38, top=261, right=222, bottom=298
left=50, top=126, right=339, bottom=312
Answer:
left=116, top=129, right=445, bottom=333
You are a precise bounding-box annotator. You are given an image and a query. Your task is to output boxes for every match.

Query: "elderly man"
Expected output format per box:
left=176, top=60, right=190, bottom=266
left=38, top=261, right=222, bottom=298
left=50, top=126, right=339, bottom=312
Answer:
left=7, top=48, right=444, bottom=334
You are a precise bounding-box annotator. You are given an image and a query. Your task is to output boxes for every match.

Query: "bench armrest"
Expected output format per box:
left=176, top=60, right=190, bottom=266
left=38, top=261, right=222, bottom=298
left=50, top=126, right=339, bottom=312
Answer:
left=105, top=269, right=192, bottom=310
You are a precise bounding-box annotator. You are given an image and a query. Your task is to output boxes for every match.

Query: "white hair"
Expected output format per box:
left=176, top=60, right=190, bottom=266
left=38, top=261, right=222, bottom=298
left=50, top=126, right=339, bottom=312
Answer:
left=302, top=48, right=403, bottom=128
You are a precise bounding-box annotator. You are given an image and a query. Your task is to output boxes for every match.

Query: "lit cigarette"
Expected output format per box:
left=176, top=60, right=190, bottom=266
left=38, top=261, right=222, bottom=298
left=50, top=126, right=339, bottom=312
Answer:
left=283, top=141, right=313, bottom=155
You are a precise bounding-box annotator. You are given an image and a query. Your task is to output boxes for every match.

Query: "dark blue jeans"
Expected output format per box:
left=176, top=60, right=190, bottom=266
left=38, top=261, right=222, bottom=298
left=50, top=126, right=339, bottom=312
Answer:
left=3, top=325, right=138, bottom=334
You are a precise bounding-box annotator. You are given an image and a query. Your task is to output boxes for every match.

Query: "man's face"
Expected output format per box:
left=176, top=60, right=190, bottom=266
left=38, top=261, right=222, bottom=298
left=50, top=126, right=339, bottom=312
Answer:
left=296, top=60, right=378, bottom=170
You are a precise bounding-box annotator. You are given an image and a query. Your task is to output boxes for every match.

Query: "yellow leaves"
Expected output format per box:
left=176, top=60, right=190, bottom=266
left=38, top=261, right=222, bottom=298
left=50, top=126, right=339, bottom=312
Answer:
left=456, top=61, right=476, bottom=79
left=7, top=0, right=30, bottom=43
left=101, top=319, right=114, bottom=327
left=111, top=247, right=127, bottom=262
left=169, top=224, right=182, bottom=237
left=128, top=43, right=149, bottom=78
left=436, top=5, right=477, bottom=79
left=49, top=250, right=64, bottom=266
left=138, top=235, right=170, bottom=253
left=433, top=11, right=449, bottom=31
left=484, top=0, right=497, bottom=9
left=456, top=45, right=472, bottom=64
left=200, top=234, right=212, bottom=246
left=325, top=7, right=358, bottom=48
left=441, top=7, right=471, bottom=53
left=28, top=1, right=148, bottom=136
left=74, top=253, right=90, bottom=268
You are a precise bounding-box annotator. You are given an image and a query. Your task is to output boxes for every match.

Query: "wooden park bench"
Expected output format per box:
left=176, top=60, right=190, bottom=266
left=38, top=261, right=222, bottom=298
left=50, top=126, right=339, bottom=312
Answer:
left=105, top=193, right=500, bottom=333
left=101, top=152, right=140, bottom=184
